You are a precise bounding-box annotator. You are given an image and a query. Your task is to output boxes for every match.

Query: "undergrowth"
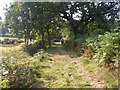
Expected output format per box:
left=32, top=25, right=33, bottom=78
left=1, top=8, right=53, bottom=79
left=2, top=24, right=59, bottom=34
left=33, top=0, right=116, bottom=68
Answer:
left=23, top=41, right=43, bottom=56
left=65, top=29, right=119, bottom=88
left=1, top=49, right=52, bottom=88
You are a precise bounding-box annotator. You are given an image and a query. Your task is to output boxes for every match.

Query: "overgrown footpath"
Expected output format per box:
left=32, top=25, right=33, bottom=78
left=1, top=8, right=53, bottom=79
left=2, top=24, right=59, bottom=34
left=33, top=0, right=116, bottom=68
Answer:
left=1, top=44, right=93, bottom=88
left=40, top=44, right=93, bottom=88
left=0, top=42, right=118, bottom=88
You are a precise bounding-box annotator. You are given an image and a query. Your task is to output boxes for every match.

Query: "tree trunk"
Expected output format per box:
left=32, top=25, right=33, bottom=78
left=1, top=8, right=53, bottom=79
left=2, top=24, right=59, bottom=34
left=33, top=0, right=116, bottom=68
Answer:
left=70, top=24, right=79, bottom=36
left=24, top=34, right=28, bottom=45
left=47, top=30, right=51, bottom=47
left=24, top=30, right=29, bottom=45
left=41, top=32, right=46, bottom=50
left=25, top=37, right=27, bottom=45
left=70, top=21, right=81, bottom=36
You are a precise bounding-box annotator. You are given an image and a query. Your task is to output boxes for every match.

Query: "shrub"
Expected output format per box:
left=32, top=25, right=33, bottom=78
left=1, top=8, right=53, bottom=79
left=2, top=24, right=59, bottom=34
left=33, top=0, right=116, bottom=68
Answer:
left=23, top=41, right=43, bottom=56
left=94, top=31, right=119, bottom=67
left=65, top=34, right=98, bottom=56
left=65, top=30, right=119, bottom=68
left=34, top=49, right=52, bottom=62
left=1, top=49, right=52, bottom=88
left=1, top=38, right=19, bottom=44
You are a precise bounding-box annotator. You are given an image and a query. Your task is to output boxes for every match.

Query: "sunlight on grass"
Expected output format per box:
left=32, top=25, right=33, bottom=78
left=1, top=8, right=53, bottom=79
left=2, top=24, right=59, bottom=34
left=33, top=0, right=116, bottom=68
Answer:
left=81, top=57, right=118, bottom=88
left=39, top=55, right=92, bottom=88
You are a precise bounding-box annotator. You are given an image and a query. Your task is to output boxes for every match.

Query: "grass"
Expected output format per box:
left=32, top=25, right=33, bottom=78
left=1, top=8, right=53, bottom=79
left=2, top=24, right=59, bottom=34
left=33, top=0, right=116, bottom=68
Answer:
left=46, top=42, right=65, bottom=54
left=39, top=43, right=93, bottom=88
left=81, top=56, right=118, bottom=88
left=39, top=58, right=92, bottom=88
left=3, top=43, right=117, bottom=88
left=0, top=37, right=19, bottom=40
left=2, top=49, right=31, bottom=59
left=0, top=44, right=23, bottom=52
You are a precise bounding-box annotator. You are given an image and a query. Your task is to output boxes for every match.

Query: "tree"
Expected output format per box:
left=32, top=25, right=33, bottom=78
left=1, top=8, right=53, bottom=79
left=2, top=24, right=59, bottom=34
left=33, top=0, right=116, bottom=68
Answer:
left=4, top=2, right=119, bottom=47
left=28, top=2, right=58, bottom=49
left=4, top=2, right=33, bottom=45
left=50, top=2, right=119, bottom=35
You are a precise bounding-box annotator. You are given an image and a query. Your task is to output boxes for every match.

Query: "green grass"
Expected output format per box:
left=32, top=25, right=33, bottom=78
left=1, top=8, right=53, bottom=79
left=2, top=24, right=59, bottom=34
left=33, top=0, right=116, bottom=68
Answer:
left=39, top=59, right=92, bottom=88
left=0, top=37, right=19, bottom=40
left=81, top=56, right=118, bottom=88
left=4, top=43, right=117, bottom=88
left=46, top=43, right=64, bottom=54
left=38, top=44, right=93, bottom=88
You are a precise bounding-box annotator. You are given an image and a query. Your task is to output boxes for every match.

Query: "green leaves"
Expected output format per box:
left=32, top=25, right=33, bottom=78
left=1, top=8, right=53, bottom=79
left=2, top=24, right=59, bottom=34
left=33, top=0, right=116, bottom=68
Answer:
left=1, top=79, right=9, bottom=88
left=66, top=29, right=119, bottom=67
left=93, top=31, right=119, bottom=66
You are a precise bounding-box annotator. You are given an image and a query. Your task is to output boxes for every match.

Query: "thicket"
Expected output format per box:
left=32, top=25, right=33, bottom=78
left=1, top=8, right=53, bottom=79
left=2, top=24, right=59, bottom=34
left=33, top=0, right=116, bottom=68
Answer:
left=1, top=49, right=52, bottom=88
left=66, top=29, right=119, bottom=68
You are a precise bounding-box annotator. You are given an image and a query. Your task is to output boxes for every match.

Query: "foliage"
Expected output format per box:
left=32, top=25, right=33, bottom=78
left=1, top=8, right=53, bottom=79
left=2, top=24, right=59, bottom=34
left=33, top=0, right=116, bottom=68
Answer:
left=1, top=49, right=52, bottom=88
left=4, top=2, right=61, bottom=48
left=2, top=1, right=119, bottom=88
left=1, top=79, right=9, bottom=88
left=65, top=33, right=98, bottom=56
left=0, top=38, right=23, bottom=44
left=65, top=29, right=119, bottom=67
left=23, top=41, right=43, bottom=56
left=94, top=30, right=119, bottom=66
left=34, top=49, right=52, bottom=62
left=4, top=2, right=119, bottom=48
left=55, top=2, right=119, bottom=35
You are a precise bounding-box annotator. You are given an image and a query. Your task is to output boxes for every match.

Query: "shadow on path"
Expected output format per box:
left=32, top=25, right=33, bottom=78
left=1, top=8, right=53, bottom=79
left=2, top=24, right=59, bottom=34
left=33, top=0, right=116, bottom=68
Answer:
left=46, top=42, right=76, bottom=58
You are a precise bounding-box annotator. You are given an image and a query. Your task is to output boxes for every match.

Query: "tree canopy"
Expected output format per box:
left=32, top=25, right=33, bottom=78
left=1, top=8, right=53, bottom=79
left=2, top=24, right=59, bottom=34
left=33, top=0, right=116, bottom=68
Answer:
left=4, top=2, right=120, bottom=48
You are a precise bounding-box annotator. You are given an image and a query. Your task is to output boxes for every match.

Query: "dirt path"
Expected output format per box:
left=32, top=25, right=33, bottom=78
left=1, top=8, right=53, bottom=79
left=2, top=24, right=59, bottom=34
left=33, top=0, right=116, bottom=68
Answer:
left=41, top=43, right=109, bottom=88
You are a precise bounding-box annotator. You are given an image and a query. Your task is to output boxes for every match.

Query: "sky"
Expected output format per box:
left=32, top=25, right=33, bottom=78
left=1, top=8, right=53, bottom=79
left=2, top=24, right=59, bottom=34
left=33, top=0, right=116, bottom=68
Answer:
left=0, top=0, right=14, bottom=22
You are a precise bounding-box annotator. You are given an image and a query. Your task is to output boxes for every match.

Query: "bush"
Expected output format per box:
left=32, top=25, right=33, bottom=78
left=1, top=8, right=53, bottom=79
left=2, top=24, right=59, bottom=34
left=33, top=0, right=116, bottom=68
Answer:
left=34, top=49, right=52, bottom=62
left=1, top=57, right=35, bottom=88
left=65, top=30, right=119, bottom=67
left=23, top=41, right=43, bottom=56
left=65, top=34, right=98, bottom=56
left=1, top=49, right=52, bottom=88
left=1, top=38, right=19, bottom=44
left=94, top=31, right=119, bottom=67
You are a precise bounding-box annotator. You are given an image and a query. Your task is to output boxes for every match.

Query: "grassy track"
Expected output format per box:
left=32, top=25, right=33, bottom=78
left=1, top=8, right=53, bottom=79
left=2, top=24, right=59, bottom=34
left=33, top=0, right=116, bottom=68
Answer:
left=2, top=42, right=117, bottom=88
left=37, top=43, right=92, bottom=88
left=35, top=42, right=109, bottom=88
